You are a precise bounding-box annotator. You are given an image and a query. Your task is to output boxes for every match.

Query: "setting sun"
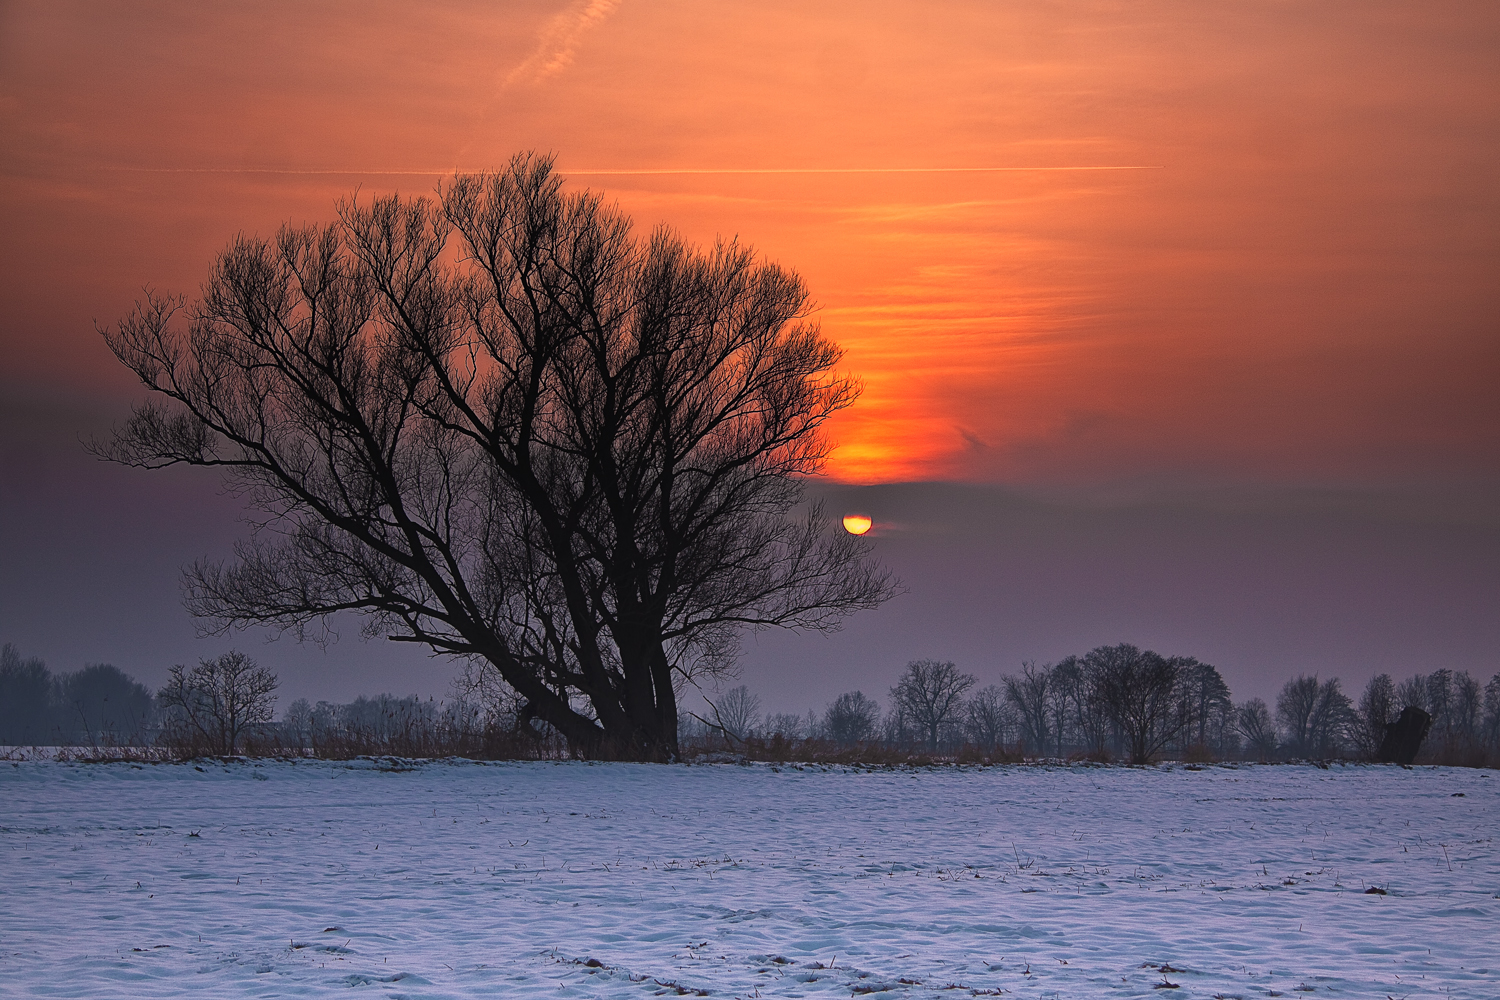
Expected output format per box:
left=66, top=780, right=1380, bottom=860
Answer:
left=842, top=514, right=873, bottom=535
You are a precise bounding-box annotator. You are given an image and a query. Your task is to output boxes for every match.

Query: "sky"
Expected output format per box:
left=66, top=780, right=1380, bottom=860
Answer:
left=2, top=1, right=1497, bottom=714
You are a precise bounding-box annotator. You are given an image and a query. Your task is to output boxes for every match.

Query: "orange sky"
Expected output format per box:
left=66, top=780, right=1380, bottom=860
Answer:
left=3, top=0, right=1497, bottom=487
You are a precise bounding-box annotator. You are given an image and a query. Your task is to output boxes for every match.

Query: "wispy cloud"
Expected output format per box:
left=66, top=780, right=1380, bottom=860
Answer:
left=504, top=0, right=622, bottom=88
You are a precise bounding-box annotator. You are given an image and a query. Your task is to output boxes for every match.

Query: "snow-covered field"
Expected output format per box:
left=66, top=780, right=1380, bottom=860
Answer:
left=1, top=760, right=1495, bottom=999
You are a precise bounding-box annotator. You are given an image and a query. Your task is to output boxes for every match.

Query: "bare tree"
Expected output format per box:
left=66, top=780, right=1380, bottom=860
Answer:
left=1047, top=656, right=1083, bottom=757
left=1483, top=674, right=1500, bottom=753
left=1308, top=678, right=1353, bottom=757
left=1003, top=661, right=1052, bottom=755
left=97, top=153, right=893, bottom=762
left=1277, top=674, right=1350, bottom=758
left=1275, top=675, right=1320, bottom=756
left=1173, top=658, right=1232, bottom=756
left=763, top=712, right=805, bottom=740
left=1450, top=671, right=1482, bottom=748
left=1395, top=673, right=1428, bottom=713
left=889, top=659, right=976, bottom=751
left=1084, top=644, right=1184, bottom=765
left=157, top=651, right=278, bottom=754
left=823, top=691, right=880, bottom=745
left=963, top=684, right=1013, bottom=752
left=1354, top=673, right=1396, bottom=760
left=1235, top=698, right=1278, bottom=761
left=1426, top=670, right=1454, bottom=739
left=705, top=684, right=761, bottom=743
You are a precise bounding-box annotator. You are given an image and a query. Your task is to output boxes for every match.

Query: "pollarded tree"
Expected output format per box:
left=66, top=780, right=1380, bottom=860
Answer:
left=890, top=659, right=975, bottom=751
left=98, top=153, right=893, bottom=761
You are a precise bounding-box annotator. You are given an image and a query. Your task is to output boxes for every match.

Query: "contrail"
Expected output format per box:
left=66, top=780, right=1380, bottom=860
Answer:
left=98, top=165, right=1164, bottom=176
left=560, top=166, right=1164, bottom=175
left=504, top=0, right=622, bottom=87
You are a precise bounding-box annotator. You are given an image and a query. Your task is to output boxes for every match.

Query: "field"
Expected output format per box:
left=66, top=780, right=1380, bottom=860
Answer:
left=1, top=760, right=1495, bottom=999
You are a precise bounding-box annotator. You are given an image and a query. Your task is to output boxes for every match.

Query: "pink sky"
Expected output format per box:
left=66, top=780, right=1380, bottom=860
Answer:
left=4, top=0, right=1496, bottom=487
left=1, top=2, right=1496, bottom=705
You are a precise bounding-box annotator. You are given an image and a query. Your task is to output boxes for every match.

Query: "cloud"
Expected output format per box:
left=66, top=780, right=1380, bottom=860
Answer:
left=504, top=0, right=622, bottom=87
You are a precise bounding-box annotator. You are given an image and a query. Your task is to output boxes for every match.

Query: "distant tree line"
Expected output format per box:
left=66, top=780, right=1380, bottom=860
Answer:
left=683, top=646, right=1500, bottom=765
left=5, top=639, right=1497, bottom=764
left=0, top=644, right=557, bottom=758
left=0, top=644, right=155, bottom=746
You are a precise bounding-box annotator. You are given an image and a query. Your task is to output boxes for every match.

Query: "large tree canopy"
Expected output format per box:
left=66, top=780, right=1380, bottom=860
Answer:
left=99, top=153, right=893, bottom=761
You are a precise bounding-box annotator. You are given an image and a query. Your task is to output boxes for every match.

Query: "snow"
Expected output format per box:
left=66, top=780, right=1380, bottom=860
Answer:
left=1, top=759, right=1495, bottom=998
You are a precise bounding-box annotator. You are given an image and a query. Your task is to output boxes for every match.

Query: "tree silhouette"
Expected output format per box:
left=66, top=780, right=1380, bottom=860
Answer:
left=55, top=664, right=154, bottom=745
left=0, top=644, right=53, bottom=745
left=963, top=684, right=1013, bottom=752
left=1355, top=673, right=1396, bottom=759
left=1276, top=674, right=1351, bottom=757
left=890, top=659, right=975, bottom=751
left=1235, top=698, right=1278, bottom=761
left=157, top=651, right=278, bottom=754
left=1083, top=644, right=1184, bottom=764
left=823, top=691, right=880, bottom=745
left=1003, top=660, right=1052, bottom=755
left=706, top=684, right=761, bottom=743
left=98, top=153, right=892, bottom=761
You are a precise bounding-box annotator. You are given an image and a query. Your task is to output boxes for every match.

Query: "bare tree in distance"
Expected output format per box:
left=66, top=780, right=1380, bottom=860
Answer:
left=1425, top=669, right=1454, bottom=745
left=1004, top=661, right=1051, bottom=755
left=157, top=651, right=278, bottom=755
left=889, top=659, right=976, bottom=751
left=963, top=684, right=1014, bottom=752
left=763, top=711, right=806, bottom=740
left=824, top=691, right=880, bottom=745
left=1395, top=674, right=1428, bottom=714
left=705, top=684, right=761, bottom=743
left=1235, top=698, right=1278, bottom=761
left=1483, top=675, right=1500, bottom=752
left=1083, top=644, right=1185, bottom=765
left=1355, top=673, right=1396, bottom=760
left=1276, top=675, right=1351, bottom=757
left=1309, top=678, right=1354, bottom=757
left=1173, top=658, right=1233, bottom=756
left=96, top=152, right=893, bottom=762
left=1275, top=675, right=1320, bottom=756
left=1451, top=671, right=1482, bottom=750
